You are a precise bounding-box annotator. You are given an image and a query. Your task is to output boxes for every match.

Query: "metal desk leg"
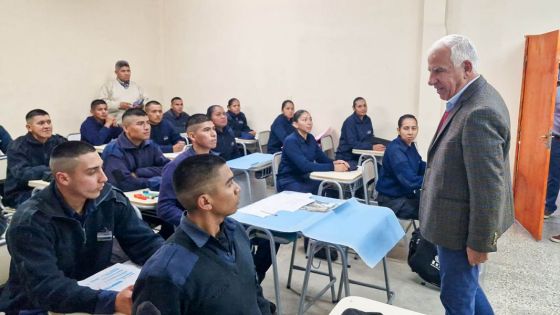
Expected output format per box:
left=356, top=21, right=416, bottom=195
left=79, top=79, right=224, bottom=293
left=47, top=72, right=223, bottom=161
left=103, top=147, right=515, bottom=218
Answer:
left=286, top=236, right=299, bottom=289
left=240, top=142, right=248, bottom=155
left=242, top=170, right=253, bottom=203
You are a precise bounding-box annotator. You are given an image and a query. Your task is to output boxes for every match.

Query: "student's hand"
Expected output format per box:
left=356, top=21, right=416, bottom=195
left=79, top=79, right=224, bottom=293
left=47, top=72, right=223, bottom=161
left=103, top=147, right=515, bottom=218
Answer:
left=466, top=247, right=488, bottom=266
left=119, top=102, right=132, bottom=110
left=173, top=141, right=186, bottom=152
left=249, top=130, right=257, bottom=136
left=115, top=285, right=134, bottom=315
left=333, top=160, right=349, bottom=172
left=104, top=115, right=116, bottom=128
left=373, top=144, right=386, bottom=152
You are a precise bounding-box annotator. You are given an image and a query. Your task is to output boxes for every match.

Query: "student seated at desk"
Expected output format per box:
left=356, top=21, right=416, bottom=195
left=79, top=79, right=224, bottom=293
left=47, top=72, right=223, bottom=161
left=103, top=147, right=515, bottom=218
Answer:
left=0, top=124, right=12, bottom=154
left=80, top=99, right=122, bottom=145
left=376, top=114, right=425, bottom=220
left=3, top=109, right=66, bottom=208
left=277, top=109, right=349, bottom=194
left=227, top=98, right=256, bottom=139
left=207, top=105, right=242, bottom=160
left=335, top=97, right=388, bottom=167
left=146, top=100, right=186, bottom=153
left=0, top=141, right=163, bottom=315
left=103, top=108, right=170, bottom=192
left=158, top=114, right=218, bottom=227
left=133, top=154, right=274, bottom=315
left=267, top=99, right=295, bottom=154
left=163, top=96, right=190, bottom=134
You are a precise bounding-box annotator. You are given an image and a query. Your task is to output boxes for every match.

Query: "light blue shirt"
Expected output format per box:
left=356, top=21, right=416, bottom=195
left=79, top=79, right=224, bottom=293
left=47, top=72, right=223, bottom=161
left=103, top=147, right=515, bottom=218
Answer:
left=446, top=75, right=481, bottom=112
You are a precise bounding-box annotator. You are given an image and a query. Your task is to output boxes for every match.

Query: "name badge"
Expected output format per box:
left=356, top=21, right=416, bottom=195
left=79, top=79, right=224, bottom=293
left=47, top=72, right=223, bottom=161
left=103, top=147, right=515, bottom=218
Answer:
left=238, top=121, right=243, bottom=125
left=367, top=130, right=372, bottom=135
left=97, top=228, right=113, bottom=242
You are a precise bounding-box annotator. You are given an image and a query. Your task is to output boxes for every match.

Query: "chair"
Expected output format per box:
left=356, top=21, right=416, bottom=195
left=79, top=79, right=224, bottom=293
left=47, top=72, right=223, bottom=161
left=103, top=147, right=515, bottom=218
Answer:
left=321, top=135, right=335, bottom=159
left=67, top=133, right=81, bottom=141
left=271, top=152, right=282, bottom=191
left=360, top=157, right=379, bottom=205
left=257, top=130, right=270, bottom=153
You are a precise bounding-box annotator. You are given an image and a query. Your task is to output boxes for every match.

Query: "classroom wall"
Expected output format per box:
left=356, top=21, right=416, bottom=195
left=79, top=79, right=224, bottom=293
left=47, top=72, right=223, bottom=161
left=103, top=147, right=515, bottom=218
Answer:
left=0, top=0, right=164, bottom=138
left=3, top=0, right=560, bottom=160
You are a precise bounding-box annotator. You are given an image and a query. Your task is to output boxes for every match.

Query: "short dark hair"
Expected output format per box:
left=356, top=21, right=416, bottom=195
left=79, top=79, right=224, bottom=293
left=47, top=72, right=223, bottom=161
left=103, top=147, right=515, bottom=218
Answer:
left=206, top=105, right=222, bottom=118
left=352, top=97, right=366, bottom=108
left=173, top=154, right=227, bottom=211
left=90, top=99, right=107, bottom=110
left=398, top=114, right=417, bottom=128
left=50, top=141, right=96, bottom=173
left=187, top=114, right=211, bottom=131
left=227, top=98, right=239, bottom=108
left=281, top=100, right=293, bottom=111
left=144, top=100, right=161, bottom=109
left=115, top=60, right=130, bottom=70
left=293, top=109, right=309, bottom=122
left=25, top=109, right=50, bottom=122
left=122, top=108, right=147, bottom=121
left=171, top=97, right=182, bottom=103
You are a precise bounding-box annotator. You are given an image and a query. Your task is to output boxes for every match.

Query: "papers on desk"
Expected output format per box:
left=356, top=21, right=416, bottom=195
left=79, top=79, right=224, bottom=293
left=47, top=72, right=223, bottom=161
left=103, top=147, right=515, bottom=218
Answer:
left=78, top=263, right=140, bottom=292
left=238, top=191, right=315, bottom=217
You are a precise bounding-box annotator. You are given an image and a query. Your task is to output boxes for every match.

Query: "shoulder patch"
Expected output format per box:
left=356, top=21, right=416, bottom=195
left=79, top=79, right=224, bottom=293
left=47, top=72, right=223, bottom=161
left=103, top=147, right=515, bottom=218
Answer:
left=138, top=243, right=199, bottom=287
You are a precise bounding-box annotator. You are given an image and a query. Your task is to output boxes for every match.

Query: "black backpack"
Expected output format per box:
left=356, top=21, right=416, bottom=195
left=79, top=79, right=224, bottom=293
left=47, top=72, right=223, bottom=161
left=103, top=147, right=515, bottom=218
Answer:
left=408, top=230, right=441, bottom=287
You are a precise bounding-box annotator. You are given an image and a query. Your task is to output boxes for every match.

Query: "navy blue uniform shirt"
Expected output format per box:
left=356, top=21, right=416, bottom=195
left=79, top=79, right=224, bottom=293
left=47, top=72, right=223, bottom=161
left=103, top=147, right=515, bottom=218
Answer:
left=163, top=109, right=189, bottom=134
left=79, top=116, right=122, bottom=146
left=376, top=136, right=426, bottom=198
left=0, top=125, right=12, bottom=154
left=267, top=114, right=295, bottom=154
left=216, top=126, right=242, bottom=160
left=149, top=120, right=184, bottom=153
left=227, top=111, right=254, bottom=138
left=335, top=113, right=376, bottom=162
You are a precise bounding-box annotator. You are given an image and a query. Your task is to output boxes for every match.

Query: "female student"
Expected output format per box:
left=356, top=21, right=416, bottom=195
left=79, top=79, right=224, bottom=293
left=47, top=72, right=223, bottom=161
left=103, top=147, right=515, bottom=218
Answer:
left=335, top=97, right=387, bottom=167
left=227, top=98, right=256, bottom=139
left=207, top=105, right=242, bottom=160
left=376, top=114, right=426, bottom=220
left=277, top=109, right=349, bottom=194
left=267, top=99, right=296, bottom=154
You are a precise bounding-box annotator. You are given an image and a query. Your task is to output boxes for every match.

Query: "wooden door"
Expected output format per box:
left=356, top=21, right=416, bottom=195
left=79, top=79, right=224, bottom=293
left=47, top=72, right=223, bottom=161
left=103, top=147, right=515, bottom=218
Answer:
left=514, top=30, right=560, bottom=240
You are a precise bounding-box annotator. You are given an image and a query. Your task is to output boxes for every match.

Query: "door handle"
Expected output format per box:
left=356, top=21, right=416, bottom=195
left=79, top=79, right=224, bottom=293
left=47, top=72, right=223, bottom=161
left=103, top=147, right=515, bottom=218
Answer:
left=541, top=130, right=552, bottom=149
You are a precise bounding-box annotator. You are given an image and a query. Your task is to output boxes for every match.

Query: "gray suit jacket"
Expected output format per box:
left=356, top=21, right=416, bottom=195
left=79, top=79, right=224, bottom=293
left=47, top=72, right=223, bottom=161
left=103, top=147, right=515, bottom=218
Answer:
left=419, top=76, right=514, bottom=252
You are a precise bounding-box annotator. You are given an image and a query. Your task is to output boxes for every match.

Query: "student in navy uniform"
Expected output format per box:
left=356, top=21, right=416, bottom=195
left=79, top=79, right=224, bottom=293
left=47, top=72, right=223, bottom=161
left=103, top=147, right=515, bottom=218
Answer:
left=335, top=97, right=387, bottom=168
left=376, top=114, right=426, bottom=220
left=132, top=154, right=274, bottom=315
left=207, top=105, right=242, bottom=160
left=4, top=109, right=66, bottom=208
left=158, top=114, right=218, bottom=227
left=163, top=96, right=190, bottom=134
left=227, top=98, right=256, bottom=139
left=102, top=108, right=170, bottom=192
left=277, top=110, right=349, bottom=194
left=0, top=141, right=163, bottom=315
left=267, top=100, right=295, bottom=154
left=80, top=99, right=122, bottom=145
left=0, top=125, right=12, bottom=154
left=145, top=100, right=186, bottom=153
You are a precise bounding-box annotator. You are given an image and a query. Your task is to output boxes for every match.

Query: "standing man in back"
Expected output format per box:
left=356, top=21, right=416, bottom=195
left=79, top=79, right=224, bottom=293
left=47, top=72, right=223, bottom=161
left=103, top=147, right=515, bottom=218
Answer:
left=99, top=60, right=147, bottom=122
left=420, top=34, right=513, bottom=314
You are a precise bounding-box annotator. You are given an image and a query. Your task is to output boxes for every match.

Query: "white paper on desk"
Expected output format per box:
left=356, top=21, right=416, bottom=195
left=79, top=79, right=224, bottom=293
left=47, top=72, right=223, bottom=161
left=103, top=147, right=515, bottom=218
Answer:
left=238, top=191, right=314, bottom=217
left=78, top=263, right=140, bottom=292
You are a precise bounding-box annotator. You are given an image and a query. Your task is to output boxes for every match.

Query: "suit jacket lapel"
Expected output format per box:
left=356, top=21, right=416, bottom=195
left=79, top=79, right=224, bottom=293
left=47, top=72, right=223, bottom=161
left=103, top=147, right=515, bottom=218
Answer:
left=427, top=76, right=487, bottom=159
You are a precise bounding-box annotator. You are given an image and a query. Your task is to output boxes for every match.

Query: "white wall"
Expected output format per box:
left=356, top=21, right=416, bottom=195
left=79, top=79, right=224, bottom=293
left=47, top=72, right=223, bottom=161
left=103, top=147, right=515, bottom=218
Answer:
left=0, top=0, right=164, bottom=138
left=3, top=0, right=560, bottom=158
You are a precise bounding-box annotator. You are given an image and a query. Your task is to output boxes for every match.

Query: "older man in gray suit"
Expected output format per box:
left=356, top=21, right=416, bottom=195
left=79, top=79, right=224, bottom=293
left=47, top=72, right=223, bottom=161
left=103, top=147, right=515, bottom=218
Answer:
left=420, top=34, right=514, bottom=315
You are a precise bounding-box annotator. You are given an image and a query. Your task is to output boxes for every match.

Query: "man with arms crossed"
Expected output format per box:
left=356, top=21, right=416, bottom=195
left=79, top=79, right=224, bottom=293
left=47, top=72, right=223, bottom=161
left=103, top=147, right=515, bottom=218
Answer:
left=420, top=34, right=513, bottom=314
left=0, top=141, right=163, bottom=314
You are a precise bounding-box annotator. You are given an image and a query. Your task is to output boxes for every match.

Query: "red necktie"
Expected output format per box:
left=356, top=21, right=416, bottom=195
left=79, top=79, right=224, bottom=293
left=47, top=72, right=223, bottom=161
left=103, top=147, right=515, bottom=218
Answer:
left=436, top=110, right=451, bottom=133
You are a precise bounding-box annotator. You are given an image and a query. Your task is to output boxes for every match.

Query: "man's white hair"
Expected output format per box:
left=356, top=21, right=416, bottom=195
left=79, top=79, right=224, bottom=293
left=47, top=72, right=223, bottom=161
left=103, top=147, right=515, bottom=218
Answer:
left=430, top=34, right=478, bottom=71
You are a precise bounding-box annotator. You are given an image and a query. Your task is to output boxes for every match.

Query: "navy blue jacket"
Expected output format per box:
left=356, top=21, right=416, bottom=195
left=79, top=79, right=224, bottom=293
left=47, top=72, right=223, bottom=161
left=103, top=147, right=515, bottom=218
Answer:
left=150, top=120, right=184, bottom=153
left=277, top=132, right=333, bottom=189
left=132, top=216, right=272, bottom=315
left=376, top=137, right=426, bottom=198
left=335, top=113, right=377, bottom=162
left=163, top=109, right=189, bottom=134
left=0, top=125, right=12, bottom=154
left=79, top=116, right=122, bottom=146
left=267, top=114, right=294, bottom=154
left=3, top=133, right=67, bottom=207
left=0, top=183, right=163, bottom=314
left=227, top=111, right=254, bottom=138
left=216, top=126, right=242, bottom=160
left=102, top=133, right=170, bottom=191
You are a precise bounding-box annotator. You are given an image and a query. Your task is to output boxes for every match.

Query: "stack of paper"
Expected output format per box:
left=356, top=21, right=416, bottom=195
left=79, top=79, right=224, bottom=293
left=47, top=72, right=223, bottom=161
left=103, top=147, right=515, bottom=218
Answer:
left=238, top=191, right=314, bottom=217
left=78, top=262, right=140, bottom=291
